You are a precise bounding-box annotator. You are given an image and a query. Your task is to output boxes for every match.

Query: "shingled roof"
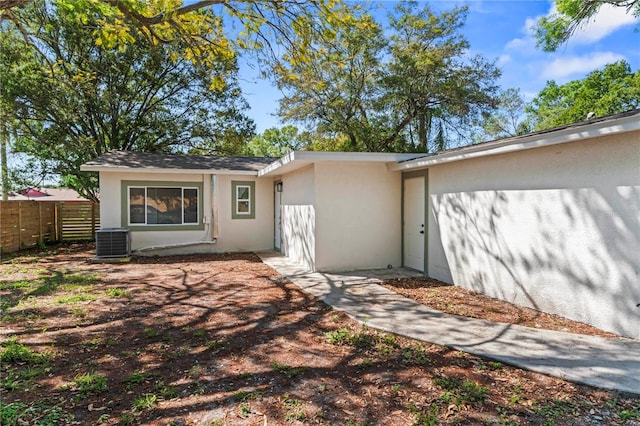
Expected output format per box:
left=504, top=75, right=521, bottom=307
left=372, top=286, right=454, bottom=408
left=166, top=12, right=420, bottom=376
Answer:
left=82, top=150, right=275, bottom=173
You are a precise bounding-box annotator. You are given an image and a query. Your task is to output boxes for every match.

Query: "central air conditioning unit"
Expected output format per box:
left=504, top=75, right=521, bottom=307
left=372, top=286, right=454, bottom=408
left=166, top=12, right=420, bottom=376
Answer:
left=95, top=228, right=131, bottom=258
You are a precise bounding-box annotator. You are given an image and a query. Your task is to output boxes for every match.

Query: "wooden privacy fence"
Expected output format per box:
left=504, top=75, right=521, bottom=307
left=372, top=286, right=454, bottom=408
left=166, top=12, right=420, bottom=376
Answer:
left=0, top=200, right=100, bottom=254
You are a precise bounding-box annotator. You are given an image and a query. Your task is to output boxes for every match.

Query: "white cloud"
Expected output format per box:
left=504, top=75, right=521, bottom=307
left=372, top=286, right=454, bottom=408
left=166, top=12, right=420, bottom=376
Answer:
left=497, top=54, right=511, bottom=66
left=541, top=51, right=626, bottom=79
left=570, top=4, right=638, bottom=45
left=505, top=16, right=540, bottom=51
left=505, top=3, right=638, bottom=52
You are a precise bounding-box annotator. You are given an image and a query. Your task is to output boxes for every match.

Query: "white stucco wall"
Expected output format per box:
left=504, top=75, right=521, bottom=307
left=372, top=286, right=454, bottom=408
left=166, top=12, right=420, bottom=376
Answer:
left=213, top=175, right=274, bottom=253
left=314, top=162, right=402, bottom=272
left=426, top=132, right=640, bottom=338
left=279, top=165, right=316, bottom=270
left=98, top=171, right=273, bottom=255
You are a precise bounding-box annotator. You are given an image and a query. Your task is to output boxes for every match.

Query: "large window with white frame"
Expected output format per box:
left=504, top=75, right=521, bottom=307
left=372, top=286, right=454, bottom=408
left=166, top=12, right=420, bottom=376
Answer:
left=128, top=186, right=199, bottom=225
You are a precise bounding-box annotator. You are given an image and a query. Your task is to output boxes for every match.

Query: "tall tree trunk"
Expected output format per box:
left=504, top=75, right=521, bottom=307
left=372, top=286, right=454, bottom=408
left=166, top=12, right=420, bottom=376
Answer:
left=1, top=119, right=9, bottom=200
left=418, top=111, right=427, bottom=150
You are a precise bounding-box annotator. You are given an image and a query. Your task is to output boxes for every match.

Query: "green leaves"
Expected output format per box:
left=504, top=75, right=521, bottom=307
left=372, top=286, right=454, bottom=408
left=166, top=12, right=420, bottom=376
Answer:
left=275, top=1, right=500, bottom=153
left=527, top=60, right=640, bottom=130
left=3, top=1, right=254, bottom=199
left=246, top=126, right=305, bottom=157
left=533, top=0, right=640, bottom=52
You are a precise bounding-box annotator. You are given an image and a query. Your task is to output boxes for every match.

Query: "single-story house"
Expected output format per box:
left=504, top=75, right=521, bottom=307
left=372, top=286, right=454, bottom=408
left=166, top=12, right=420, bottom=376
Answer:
left=81, top=109, right=640, bottom=339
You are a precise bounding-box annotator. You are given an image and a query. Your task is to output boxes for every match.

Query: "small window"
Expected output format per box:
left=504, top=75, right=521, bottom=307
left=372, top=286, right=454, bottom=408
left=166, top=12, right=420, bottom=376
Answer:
left=128, top=186, right=199, bottom=225
left=232, top=181, right=255, bottom=219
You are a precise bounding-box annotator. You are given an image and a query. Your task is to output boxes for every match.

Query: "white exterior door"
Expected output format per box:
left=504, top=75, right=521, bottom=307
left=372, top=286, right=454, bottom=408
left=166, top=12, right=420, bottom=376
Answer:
left=403, top=176, right=425, bottom=272
left=274, top=183, right=282, bottom=251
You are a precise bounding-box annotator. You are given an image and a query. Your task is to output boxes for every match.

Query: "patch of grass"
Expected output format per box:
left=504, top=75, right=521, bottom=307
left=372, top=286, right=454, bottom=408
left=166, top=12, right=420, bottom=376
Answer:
left=30, top=271, right=98, bottom=296
left=70, top=307, right=87, bottom=318
left=1, top=308, right=45, bottom=324
left=14, top=296, right=39, bottom=309
left=281, top=393, right=306, bottom=423
left=70, top=371, right=108, bottom=398
left=272, top=362, right=308, bottom=378
left=434, top=376, right=488, bottom=405
left=155, top=381, right=178, bottom=399
left=187, top=364, right=205, bottom=379
left=82, top=337, right=104, bottom=347
left=508, top=385, right=524, bottom=405
left=192, top=329, right=206, bottom=338
left=61, top=272, right=99, bottom=285
left=533, top=399, right=575, bottom=419
left=605, top=399, right=640, bottom=421
left=29, top=273, right=63, bottom=296
left=0, top=298, right=13, bottom=313
left=380, top=333, right=399, bottom=348
left=401, top=344, right=431, bottom=366
left=143, top=327, right=161, bottom=339
left=0, top=401, right=73, bottom=426
left=132, top=393, right=158, bottom=412
left=0, top=280, right=34, bottom=290
left=56, top=293, right=97, bottom=304
left=106, top=288, right=131, bottom=298
left=123, top=370, right=154, bottom=389
left=1, top=366, right=47, bottom=392
left=234, top=389, right=266, bottom=401
left=0, top=402, right=27, bottom=425
left=0, top=338, right=50, bottom=364
left=239, top=402, right=252, bottom=418
left=188, top=382, right=206, bottom=395
left=356, top=358, right=374, bottom=368
left=325, top=327, right=351, bottom=345
left=620, top=408, right=640, bottom=421
left=119, top=411, right=137, bottom=425
left=325, top=326, right=376, bottom=350
left=409, top=403, right=439, bottom=426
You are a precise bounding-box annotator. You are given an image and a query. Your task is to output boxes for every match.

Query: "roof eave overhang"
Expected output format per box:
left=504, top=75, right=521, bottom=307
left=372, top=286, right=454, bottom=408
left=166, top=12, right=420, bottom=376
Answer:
left=79, top=165, right=259, bottom=176
left=258, top=151, right=426, bottom=177
left=388, top=114, right=640, bottom=172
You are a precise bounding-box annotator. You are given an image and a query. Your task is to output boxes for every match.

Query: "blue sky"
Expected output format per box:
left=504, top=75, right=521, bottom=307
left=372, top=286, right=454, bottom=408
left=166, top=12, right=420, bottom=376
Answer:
left=239, top=1, right=640, bottom=133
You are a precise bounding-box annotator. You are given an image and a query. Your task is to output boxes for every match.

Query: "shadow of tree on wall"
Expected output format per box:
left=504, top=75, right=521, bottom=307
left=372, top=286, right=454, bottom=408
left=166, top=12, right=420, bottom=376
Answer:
left=430, top=183, right=639, bottom=338
left=281, top=205, right=316, bottom=271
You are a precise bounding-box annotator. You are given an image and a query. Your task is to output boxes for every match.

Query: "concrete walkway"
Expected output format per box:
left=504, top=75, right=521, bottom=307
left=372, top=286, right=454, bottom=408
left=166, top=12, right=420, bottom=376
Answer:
left=258, top=251, right=640, bottom=395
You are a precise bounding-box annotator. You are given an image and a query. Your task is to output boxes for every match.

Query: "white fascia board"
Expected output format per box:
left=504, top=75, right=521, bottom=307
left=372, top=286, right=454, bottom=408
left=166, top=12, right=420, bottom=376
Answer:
left=79, top=165, right=258, bottom=176
left=388, top=114, right=640, bottom=172
left=258, top=151, right=426, bottom=176
left=258, top=151, right=298, bottom=177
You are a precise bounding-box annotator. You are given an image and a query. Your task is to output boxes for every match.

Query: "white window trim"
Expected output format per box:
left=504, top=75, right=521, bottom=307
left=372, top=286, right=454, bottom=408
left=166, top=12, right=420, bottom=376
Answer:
left=235, top=184, right=251, bottom=216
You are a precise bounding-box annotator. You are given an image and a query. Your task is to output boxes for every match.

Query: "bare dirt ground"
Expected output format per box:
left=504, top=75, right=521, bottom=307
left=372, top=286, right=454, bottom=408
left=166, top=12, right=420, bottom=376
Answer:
left=1, top=243, right=638, bottom=425
left=380, top=278, right=620, bottom=338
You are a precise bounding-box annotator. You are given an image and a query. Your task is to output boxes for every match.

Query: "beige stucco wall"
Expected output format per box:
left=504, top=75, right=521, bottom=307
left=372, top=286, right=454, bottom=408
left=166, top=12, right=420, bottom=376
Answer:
left=98, top=171, right=273, bottom=255
left=314, top=162, right=402, bottom=272
left=426, top=132, right=640, bottom=338
left=279, top=165, right=316, bottom=270
left=278, top=161, right=403, bottom=272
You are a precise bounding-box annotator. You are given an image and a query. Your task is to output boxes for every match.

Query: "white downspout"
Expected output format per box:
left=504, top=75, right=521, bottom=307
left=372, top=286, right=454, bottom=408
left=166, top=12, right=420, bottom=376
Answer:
left=211, top=174, right=219, bottom=239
